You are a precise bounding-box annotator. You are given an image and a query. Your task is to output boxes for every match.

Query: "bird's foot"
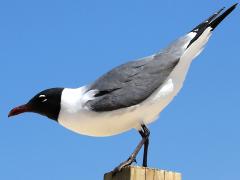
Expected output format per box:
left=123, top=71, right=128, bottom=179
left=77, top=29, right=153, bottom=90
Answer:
left=112, top=156, right=136, bottom=176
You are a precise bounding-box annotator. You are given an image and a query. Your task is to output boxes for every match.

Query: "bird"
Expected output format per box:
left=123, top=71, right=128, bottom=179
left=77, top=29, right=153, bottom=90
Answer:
left=8, top=3, right=238, bottom=174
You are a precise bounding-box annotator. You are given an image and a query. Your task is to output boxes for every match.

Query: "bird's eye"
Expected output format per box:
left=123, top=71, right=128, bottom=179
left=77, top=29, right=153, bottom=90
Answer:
left=39, top=95, right=46, bottom=98
left=39, top=95, right=47, bottom=102
left=41, top=99, right=47, bottom=102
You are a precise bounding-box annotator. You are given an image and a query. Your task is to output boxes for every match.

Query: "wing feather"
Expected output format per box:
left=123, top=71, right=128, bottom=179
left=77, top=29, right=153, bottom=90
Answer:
left=86, top=35, right=192, bottom=111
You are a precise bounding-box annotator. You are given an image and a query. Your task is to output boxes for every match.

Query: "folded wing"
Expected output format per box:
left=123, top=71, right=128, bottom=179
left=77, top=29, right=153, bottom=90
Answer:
left=86, top=35, right=192, bottom=111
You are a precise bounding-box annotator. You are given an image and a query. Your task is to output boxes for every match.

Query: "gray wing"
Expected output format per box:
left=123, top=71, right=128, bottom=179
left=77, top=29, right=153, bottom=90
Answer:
left=86, top=35, right=192, bottom=112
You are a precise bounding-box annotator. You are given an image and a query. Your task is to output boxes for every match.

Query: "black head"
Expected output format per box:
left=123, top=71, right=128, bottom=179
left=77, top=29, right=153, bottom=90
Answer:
left=8, top=88, right=64, bottom=121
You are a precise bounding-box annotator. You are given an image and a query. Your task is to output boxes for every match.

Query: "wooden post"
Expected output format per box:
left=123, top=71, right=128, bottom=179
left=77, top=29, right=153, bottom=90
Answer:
left=104, top=166, right=181, bottom=180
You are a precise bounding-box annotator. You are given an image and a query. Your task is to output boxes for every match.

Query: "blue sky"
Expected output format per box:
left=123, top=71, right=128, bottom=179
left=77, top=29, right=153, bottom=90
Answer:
left=1, top=0, right=239, bottom=179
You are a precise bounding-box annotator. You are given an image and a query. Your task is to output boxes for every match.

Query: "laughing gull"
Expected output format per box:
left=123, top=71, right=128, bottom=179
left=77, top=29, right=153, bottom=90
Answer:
left=9, top=4, right=238, bottom=173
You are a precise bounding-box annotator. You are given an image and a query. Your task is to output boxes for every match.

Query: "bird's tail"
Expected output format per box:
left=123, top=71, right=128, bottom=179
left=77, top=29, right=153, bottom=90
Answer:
left=192, top=3, right=237, bottom=32
left=209, top=3, right=238, bottom=31
left=187, top=3, right=238, bottom=48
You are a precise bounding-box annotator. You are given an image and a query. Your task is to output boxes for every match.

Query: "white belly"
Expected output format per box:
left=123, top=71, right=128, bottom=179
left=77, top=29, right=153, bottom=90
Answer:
left=58, top=64, right=188, bottom=137
left=58, top=29, right=212, bottom=137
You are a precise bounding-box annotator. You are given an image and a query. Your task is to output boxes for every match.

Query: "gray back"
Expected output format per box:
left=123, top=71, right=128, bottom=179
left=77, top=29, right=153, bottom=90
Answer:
left=86, top=35, right=192, bottom=111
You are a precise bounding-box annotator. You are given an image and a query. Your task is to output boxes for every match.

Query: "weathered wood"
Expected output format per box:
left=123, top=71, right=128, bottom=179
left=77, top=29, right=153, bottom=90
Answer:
left=104, top=166, right=181, bottom=180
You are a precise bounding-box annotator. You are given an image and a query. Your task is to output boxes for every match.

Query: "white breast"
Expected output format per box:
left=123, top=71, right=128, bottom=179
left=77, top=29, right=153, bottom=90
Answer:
left=58, top=28, right=212, bottom=137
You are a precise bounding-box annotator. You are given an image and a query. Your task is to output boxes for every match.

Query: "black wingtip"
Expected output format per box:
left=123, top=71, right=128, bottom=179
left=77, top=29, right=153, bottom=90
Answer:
left=206, top=6, right=225, bottom=23
left=217, top=7, right=226, bottom=14
left=190, top=6, right=226, bottom=33
left=187, top=3, right=238, bottom=48
left=210, top=3, right=238, bottom=30
left=233, top=3, right=239, bottom=8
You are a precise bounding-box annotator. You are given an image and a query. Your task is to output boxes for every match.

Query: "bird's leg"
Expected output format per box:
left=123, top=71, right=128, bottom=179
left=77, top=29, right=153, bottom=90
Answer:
left=139, top=124, right=150, bottom=167
left=112, top=124, right=150, bottom=175
left=143, top=138, right=149, bottom=167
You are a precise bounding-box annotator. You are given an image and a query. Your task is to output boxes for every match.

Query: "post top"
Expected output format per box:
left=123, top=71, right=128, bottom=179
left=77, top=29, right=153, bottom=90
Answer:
left=104, top=166, right=181, bottom=180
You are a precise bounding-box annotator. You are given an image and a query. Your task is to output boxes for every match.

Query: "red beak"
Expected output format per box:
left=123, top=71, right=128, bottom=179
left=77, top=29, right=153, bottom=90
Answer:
left=8, top=104, right=31, bottom=117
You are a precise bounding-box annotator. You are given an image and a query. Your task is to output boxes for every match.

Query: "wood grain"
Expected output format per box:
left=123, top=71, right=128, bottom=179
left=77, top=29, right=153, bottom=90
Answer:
left=104, top=166, right=181, bottom=180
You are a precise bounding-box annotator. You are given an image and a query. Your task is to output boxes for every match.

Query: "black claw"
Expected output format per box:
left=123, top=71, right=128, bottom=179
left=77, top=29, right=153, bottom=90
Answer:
left=112, top=124, right=150, bottom=176
left=133, top=158, right=137, bottom=164
left=112, top=166, right=120, bottom=176
left=112, top=163, right=129, bottom=176
left=112, top=157, right=135, bottom=176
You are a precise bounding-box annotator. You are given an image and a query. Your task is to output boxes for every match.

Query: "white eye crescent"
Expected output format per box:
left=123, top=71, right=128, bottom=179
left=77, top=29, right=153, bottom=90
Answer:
left=39, top=95, right=47, bottom=102
left=42, top=99, right=47, bottom=102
